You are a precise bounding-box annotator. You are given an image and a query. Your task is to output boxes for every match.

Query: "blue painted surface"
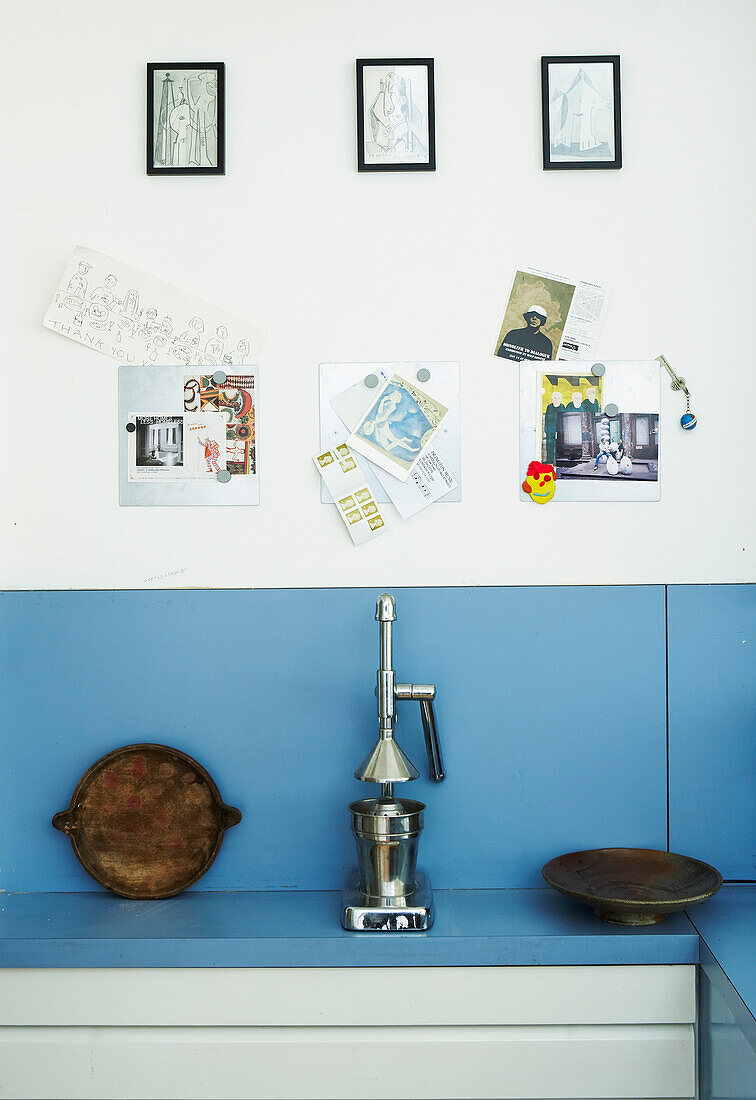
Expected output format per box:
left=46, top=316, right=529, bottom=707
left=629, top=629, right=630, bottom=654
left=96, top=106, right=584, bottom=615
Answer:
left=0, top=888, right=699, bottom=967
left=699, top=943, right=756, bottom=1098
left=0, top=586, right=668, bottom=893
left=668, top=584, right=756, bottom=880
left=692, top=887, right=756, bottom=1043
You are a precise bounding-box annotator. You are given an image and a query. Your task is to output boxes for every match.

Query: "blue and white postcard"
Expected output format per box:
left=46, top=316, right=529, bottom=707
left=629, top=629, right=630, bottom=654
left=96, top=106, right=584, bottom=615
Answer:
left=348, top=373, right=454, bottom=482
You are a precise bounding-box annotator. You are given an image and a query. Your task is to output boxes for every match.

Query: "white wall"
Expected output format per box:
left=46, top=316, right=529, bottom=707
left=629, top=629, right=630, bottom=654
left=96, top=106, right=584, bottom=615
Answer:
left=3, top=0, right=754, bottom=590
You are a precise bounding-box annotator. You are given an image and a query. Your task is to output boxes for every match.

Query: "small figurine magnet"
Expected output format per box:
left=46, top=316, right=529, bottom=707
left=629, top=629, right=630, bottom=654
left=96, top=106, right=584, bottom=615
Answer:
left=522, top=461, right=556, bottom=504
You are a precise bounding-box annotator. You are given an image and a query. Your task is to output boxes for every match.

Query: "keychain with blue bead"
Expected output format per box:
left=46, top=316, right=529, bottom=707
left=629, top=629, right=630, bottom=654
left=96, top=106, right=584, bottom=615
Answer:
left=656, top=355, right=697, bottom=430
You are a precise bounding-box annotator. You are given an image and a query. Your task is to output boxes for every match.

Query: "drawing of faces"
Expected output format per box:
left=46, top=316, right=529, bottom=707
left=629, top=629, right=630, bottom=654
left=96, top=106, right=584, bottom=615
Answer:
left=171, top=341, right=194, bottom=365
left=551, top=391, right=563, bottom=407
left=235, top=339, right=251, bottom=364
left=89, top=302, right=110, bottom=328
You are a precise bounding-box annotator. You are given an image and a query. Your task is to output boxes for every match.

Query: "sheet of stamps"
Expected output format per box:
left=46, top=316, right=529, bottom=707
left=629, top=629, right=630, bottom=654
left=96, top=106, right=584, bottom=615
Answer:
left=347, top=373, right=454, bottom=483
left=184, top=373, right=256, bottom=476
left=313, top=445, right=388, bottom=546
left=127, top=412, right=227, bottom=481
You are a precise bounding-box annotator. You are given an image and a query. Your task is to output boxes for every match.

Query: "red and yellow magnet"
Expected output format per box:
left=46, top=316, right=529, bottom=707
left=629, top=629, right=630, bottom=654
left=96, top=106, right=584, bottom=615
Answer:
left=522, top=461, right=556, bottom=504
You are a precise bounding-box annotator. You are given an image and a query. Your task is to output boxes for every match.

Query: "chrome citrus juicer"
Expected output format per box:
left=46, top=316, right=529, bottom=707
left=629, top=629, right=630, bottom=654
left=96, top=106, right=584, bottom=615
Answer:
left=342, top=593, right=445, bottom=931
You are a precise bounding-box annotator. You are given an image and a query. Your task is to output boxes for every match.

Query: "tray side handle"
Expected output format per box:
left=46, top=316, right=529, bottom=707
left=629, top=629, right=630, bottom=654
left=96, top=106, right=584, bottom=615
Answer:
left=221, top=804, right=242, bottom=830
left=52, top=810, right=74, bottom=834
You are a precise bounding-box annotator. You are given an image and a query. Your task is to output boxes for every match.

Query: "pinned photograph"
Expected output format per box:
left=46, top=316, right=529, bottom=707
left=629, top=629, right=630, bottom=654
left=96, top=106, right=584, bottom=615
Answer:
left=128, top=412, right=226, bottom=481
left=348, top=373, right=453, bottom=482
left=356, top=59, right=435, bottom=171
left=494, top=269, right=576, bottom=362
left=519, top=361, right=661, bottom=503
left=542, top=56, right=622, bottom=170
left=147, top=63, right=225, bottom=175
left=135, top=416, right=184, bottom=470
left=540, top=372, right=658, bottom=482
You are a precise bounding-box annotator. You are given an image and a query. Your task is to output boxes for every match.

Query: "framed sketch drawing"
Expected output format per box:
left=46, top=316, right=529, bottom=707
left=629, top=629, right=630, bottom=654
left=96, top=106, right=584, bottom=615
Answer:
left=147, top=63, right=225, bottom=175
left=541, top=56, right=621, bottom=170
left=356, top=59, right=436, bottom=172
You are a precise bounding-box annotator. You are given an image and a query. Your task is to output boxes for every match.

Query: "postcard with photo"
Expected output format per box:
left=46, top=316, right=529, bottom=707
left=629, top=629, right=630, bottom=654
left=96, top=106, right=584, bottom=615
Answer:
left=128, top=412, right=226, bottom=481
left=347, top=373, right=454, bottom=482
left=520, top=360, right=661, bottom=502
left=313, top=445, right=388, bottom=546
left=318, top=362, right=462, bottom=508
left=185, top=373, right=255, bottom=475
left=494, top=266, right=609, bottom=363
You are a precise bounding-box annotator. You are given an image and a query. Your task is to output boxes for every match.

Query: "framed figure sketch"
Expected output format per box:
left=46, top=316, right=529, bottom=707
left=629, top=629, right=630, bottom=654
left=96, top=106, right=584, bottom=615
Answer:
left=356, top=59, right=436, bottom=172
left=147, top=63, right=226, bottom=175
left=541, top=56, right=621, bottom=170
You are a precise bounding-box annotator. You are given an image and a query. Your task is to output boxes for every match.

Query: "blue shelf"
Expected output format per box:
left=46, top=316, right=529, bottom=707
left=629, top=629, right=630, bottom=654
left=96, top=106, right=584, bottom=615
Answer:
left=0, top=887, right=698, bottom=968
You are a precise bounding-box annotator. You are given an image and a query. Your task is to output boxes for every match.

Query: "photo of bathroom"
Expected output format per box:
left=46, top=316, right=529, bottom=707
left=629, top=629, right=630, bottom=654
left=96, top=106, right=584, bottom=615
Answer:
left=135, top=416, right=184, bottom=467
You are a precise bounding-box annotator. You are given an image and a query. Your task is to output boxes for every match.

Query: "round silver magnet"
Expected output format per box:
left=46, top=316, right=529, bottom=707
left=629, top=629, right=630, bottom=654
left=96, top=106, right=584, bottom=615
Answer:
left=365, top=374, right=379, bottom=388
left=216, top=469, right=232, bottom=484
left=125, top=422, right=136, bottom=433
left=591, top=363, right=606, bottom=376
left=416, top=368, right=431, bottom=383
left=212, top=370, right=227, bottom=386
left=605, top=403, right=619, bottom=417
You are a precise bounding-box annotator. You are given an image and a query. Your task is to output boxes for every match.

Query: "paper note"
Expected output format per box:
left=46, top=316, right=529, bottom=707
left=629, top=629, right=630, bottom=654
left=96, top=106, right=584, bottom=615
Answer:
left=313, top=446, right=388, bottom=545
left=493, top=265, right=609, bottom=364
left=128, top=412, right=227, bottom=481
left=390, top=450, right=458, bottom=518
left=347, top=373, right=455, bottom=483
left=44, top=246, right=267, bottom=366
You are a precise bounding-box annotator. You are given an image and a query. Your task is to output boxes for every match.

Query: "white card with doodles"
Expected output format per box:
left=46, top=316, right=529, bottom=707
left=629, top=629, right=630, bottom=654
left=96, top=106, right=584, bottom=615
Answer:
left=313, top=445, right=388, bottom=545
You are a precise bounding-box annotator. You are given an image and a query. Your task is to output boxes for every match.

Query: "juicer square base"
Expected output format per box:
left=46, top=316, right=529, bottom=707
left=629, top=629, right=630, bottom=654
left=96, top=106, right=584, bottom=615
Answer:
left=341, top=871, right=434, bottom=931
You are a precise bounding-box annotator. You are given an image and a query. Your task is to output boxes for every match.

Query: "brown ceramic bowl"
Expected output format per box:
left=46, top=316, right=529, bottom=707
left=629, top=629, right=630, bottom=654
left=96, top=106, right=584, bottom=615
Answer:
left=53, top=744, right=241, bottom=900
left=542, top=847, right=723, bottom=925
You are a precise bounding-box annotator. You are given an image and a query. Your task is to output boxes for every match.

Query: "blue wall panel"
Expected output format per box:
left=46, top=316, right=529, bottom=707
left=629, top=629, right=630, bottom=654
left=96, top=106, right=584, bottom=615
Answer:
left=0, top=586, right=668, bottom=892
left=668, top=585, right=756, bottom=880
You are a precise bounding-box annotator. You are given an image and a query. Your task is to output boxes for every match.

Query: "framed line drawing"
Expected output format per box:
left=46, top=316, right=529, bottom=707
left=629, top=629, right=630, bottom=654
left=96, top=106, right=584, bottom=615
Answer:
left=147, top=63, right=225, bottom=175
left=541, top=56, right=622, bottom=170
left=356, top=59, right=436, bottom=172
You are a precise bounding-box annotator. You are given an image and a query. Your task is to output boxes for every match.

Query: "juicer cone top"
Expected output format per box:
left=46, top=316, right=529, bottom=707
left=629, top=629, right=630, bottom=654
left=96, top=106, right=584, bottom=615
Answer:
left=354, top=737, right=419, bottom=784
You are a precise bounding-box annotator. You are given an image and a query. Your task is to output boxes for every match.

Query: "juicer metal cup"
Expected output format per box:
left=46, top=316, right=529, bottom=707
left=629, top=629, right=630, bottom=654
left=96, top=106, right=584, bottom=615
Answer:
left=350, top=797, right=425, bottom=899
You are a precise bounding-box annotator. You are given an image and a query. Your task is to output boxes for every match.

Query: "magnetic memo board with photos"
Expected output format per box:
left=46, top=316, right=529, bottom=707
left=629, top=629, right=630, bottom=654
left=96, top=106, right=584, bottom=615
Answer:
left=119, top=365, right=259, bottom=506
left=520, top=361, right=661, bottom=502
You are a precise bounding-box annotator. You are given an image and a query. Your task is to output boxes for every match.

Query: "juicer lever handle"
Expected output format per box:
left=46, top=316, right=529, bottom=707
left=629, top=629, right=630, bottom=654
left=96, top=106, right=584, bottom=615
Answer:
left=419, top=698, right=445, bottom=783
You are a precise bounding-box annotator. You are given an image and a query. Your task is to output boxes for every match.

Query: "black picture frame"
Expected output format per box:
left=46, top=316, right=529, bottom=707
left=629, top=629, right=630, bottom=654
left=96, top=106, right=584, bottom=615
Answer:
left=147, top=62, right=226, bottom=176
left=541, top=56, right=621, bottom=171
left=356, top=58, right=436, bottom=172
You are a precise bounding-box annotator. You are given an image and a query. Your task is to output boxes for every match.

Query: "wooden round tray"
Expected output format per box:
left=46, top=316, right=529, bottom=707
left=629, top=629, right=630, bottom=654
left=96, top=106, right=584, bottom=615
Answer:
left=53, top=744, right=242, bottom=900
left=542, top=847, right=722, bottom=925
